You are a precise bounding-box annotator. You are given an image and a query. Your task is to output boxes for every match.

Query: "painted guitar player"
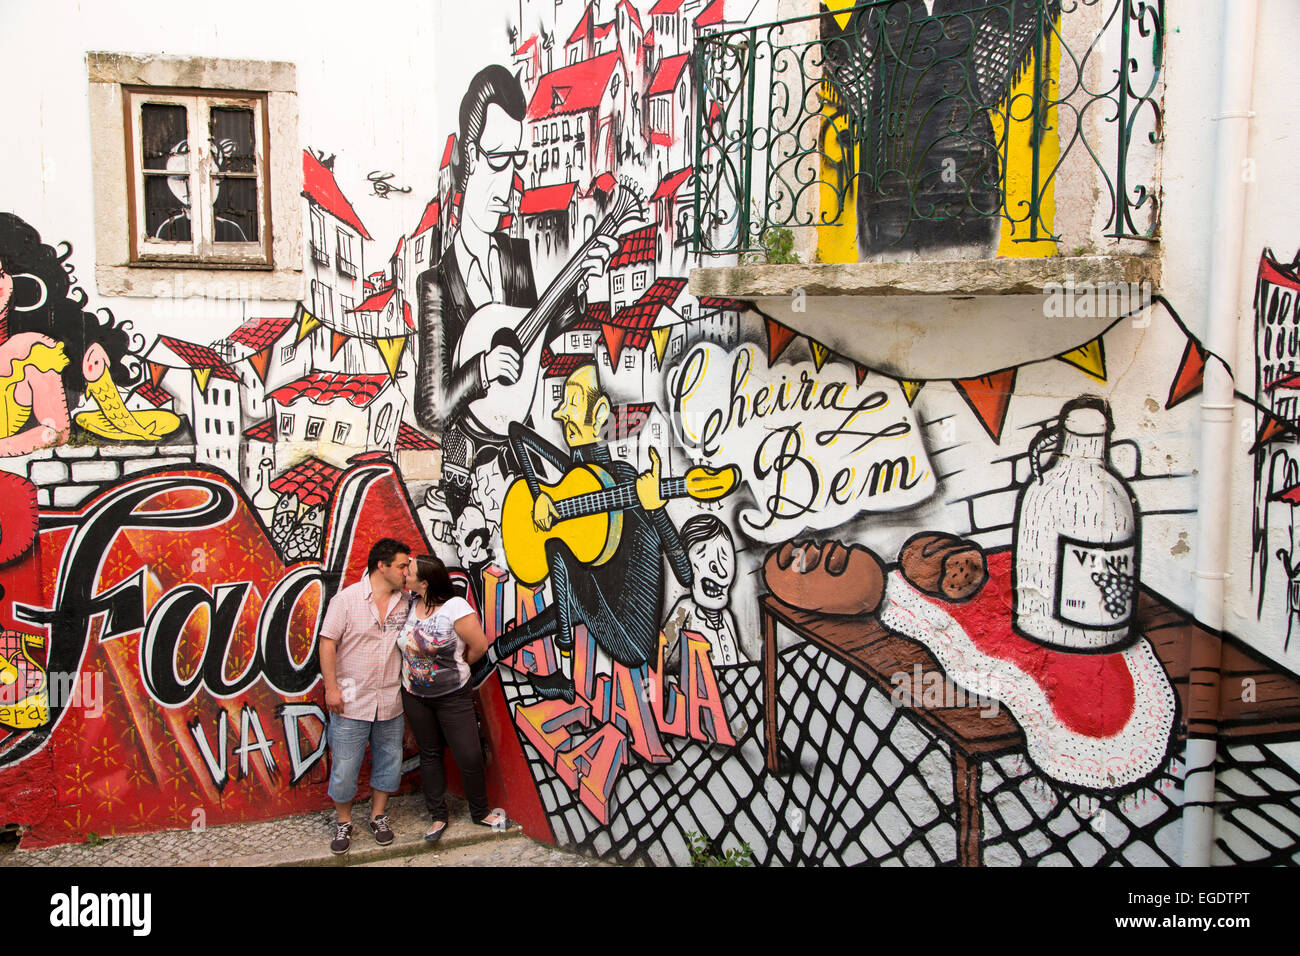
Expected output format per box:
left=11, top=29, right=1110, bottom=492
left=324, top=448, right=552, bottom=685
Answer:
left=415, top=64, right=631, bottom=520
left=473, top=363, right=737, bottom=701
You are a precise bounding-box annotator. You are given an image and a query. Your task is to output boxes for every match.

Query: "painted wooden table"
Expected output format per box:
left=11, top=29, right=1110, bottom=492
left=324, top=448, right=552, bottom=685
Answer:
left=760, top=585, right=1300, bottom=866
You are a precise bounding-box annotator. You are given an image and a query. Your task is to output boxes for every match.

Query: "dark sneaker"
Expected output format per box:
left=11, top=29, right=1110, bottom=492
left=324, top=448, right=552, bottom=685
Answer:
left=330, top=821, right=353, bottom=854
left=369, top=814, right=395, bottom=846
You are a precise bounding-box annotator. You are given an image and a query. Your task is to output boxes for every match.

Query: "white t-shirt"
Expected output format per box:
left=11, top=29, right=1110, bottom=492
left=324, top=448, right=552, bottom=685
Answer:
left=396, top=596, right=477, bottom=697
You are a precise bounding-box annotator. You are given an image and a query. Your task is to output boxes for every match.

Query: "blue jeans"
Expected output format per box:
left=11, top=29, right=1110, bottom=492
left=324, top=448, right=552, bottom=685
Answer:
left=326, top=713, right=405, bottom=804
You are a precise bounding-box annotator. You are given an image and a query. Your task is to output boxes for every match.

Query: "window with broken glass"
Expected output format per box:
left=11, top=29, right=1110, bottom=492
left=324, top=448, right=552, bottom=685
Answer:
left=127, top=88, right=270, bottom=265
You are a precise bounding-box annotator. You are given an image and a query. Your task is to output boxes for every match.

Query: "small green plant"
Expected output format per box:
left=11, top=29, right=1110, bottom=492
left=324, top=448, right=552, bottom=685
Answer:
left=84, top=832, right=105, bottom=846
left=685, top=831, right=754, bottom=867
left=742, top=224, right=801, bottom=266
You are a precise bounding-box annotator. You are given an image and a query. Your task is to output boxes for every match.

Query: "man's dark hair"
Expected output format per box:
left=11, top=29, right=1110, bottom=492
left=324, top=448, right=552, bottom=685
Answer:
left=455, top=64, right=527, bottom=195
left=680, top=514, right=733, bottom=552
left=367, top=537, right=411, bottom=573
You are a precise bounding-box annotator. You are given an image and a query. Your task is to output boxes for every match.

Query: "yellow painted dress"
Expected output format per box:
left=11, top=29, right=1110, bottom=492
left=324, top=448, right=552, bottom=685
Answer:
left=0, top=341, right=69, bottom=439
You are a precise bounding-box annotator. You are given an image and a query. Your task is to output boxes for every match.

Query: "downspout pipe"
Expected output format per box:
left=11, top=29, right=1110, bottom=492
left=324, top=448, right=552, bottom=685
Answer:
left=1182, top=0, right=1259, bottom=867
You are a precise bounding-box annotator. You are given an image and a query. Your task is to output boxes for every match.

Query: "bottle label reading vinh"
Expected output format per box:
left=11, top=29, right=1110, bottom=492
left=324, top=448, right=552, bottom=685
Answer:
left=1054, top=535, right=1138, bottom=629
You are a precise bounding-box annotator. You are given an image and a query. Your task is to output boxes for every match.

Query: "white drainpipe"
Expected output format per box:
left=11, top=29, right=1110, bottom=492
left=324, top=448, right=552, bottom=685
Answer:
left=1182, top=0, right=1259, bottom=867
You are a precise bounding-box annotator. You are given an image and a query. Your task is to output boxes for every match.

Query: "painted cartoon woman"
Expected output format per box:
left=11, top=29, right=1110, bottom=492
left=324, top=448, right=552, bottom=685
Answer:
left=0, top=212, right=171, bottom=454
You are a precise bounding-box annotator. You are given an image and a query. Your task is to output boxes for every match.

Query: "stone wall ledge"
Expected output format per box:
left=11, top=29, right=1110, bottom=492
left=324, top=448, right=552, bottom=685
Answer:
left=689, top=255, right=1162, bottom=299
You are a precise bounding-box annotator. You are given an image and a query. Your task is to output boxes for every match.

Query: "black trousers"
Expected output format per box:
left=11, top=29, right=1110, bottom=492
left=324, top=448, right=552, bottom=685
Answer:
left=401, top=685, right=489, bottom=823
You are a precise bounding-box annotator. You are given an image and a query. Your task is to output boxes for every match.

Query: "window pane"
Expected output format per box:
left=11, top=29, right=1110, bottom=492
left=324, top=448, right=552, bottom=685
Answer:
left=142, top=104, right=191, bottom=240
left=144, top=174, right=191, bottom=240
left=213, top=176, right=257, bottom=242
left=209, top=107, right=256, bottom=173
left=142, top=104, right=188, bottom=170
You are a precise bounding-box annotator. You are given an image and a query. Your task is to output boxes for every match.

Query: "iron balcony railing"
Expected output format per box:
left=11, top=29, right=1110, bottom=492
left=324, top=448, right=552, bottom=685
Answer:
left=692, top=0, right=1164, bottom=257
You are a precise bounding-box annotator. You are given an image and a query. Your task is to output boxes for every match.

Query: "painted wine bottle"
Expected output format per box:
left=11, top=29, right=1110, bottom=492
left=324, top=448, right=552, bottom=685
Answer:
left=1013, top=397, right=1139, bottom=651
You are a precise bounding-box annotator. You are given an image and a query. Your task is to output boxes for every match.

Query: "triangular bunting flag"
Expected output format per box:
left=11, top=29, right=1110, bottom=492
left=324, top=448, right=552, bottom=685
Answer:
left=331, top=331, right=349, bottom=360
left=1057, top=337, right=1107, bottom=383
left=1251, top=414, right=1295, bottom=454
left=765, top=318, right=797, bottom=364
left=296, top=308, right=322, bottom=345
left=953, top=369, right=1018, bottom=444
left=148, top=361, right=168, bottom=388
left=651, top=326, right=672, bottom=365
left=375, top=336, right=407, bottom=380
left=247, top=347, right=272, bottom=385
left=192, top=367, right=212, bottom=395
left=855, top=364, right=867, bottom=386
left=602, top=323, right=628, bottom=366
left=810, top=340, right=831, bottom=371
left=902, top=380, right=924, bottom=405
left=1166, top=338, right=1209, bottom=409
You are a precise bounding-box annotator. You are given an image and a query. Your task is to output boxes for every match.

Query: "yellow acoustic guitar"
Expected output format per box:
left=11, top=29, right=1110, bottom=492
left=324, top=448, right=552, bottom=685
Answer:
left=502, top=462, right=739, bottom=586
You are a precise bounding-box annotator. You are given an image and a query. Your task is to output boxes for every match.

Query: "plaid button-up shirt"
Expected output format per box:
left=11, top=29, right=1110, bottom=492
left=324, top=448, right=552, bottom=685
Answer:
left=319, top=574, right=409, bottom=721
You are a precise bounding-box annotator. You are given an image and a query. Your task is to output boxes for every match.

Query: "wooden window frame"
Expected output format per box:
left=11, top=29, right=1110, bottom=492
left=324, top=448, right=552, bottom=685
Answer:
left=124, top=86, right=273, bottom=267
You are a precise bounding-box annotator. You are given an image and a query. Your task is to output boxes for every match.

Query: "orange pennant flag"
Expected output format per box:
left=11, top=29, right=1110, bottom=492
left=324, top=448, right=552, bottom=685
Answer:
left=1166, top=338, right=1209, bottom=409
left=855, top=364, right=868, bottom=386
left=602, top=323, right=628, bottom=366
left=148, top=361, right=169, bottom=388
left=953, top=369, right=1017, bottom=444
left=247, top=347, right=272, bottom=385
left=765, top=318, right=797, bottom=364
left=331, top=331, right=349, bottom=360
left=1251, top=414, right=1295, bottom=454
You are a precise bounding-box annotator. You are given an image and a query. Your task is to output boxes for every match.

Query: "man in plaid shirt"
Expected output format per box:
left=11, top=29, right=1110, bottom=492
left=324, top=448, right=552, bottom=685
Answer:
left=319, top=537, right=412, bottom=853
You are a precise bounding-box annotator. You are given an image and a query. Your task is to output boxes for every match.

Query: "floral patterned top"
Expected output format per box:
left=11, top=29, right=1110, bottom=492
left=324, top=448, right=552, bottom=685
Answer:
left=396, top=596, right=476, bottom=697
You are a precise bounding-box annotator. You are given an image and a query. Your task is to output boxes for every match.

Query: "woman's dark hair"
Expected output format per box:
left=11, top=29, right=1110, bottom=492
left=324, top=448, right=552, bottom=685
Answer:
left=0, top=212, right=139, bottom=404
left=455, top=65, right=528, bottom=196
left=411, top=554, right=458, bottom=607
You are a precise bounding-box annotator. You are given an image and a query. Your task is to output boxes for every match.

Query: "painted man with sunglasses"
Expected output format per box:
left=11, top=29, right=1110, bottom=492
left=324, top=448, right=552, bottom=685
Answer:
left=416, top=64, right=615, bottom=520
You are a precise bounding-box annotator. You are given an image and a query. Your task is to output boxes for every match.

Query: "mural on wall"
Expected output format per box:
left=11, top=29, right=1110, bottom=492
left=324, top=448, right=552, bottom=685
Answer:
left=2, top=0, right=1299, bottom=867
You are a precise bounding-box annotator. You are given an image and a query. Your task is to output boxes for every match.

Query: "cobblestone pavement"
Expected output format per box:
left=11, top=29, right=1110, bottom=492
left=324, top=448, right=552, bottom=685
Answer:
left=0, top=792, right=594, bottom=868
left=357, top=839, right=615, bottom=866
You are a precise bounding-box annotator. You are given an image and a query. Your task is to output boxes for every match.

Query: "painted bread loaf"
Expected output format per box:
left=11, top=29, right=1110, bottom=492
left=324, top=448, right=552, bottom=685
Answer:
left=763, top=539, right=885, bottom=615
left=898, top=532, right=988, bottom=601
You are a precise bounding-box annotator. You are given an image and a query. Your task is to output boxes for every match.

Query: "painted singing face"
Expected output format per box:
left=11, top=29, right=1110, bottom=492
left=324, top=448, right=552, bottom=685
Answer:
left=552, top=365, right=607, bottom=448
left=688, top=532, right=735, bottom=611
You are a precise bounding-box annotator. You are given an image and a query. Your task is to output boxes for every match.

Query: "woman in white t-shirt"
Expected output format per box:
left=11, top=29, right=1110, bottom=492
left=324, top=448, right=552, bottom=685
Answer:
left=399, top=554, right=505, bottom=839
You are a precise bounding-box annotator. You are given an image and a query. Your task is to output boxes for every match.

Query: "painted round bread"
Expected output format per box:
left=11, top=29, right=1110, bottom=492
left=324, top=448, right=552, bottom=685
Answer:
left=763, top=540, right=885, bottom=616
left=898, top=532, right=988, bottom=601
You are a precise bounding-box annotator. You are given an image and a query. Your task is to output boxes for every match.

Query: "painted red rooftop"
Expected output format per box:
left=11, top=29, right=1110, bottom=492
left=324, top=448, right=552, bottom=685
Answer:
left=396, top=422, right=440, bottom=451
left=302, top=150, right=372, bottom=240
left=648, top=54, right=689, bottom=97
left=589, top=172, right=618, bottom=196
left=229, top=315, right=295, bottom=352
left=609, top=224, right=657, bottom=269
left=155, top=336, right=239, bottom=381
left=528, top=51, right=624, bottom=121
left=609, top=402, right=655, bottom=440
left=652, top=166, right=693, bottom=201
left=243, top=418, right=275, bottom=442
left=697, top=0, right=725, bottom=26
left=130, top=382, right=173, bottom=408
left=441, top=134, right=456, bottom=169
left=699, top=295, right=747, bottom=311
left=412, top=198, right=440, bottom=237
left=520, top=182, right=578, bottom=216
left=618, top=0, right=643, bottom=32
left=649, top=0, right=685, bottom=14
left=269, top=373, right=391, bottom=408
left=350, top=287, right=397, bottom=313
left=269, top=457, right=342, bottom=508
left=545, top=353, right=595, bottom=378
